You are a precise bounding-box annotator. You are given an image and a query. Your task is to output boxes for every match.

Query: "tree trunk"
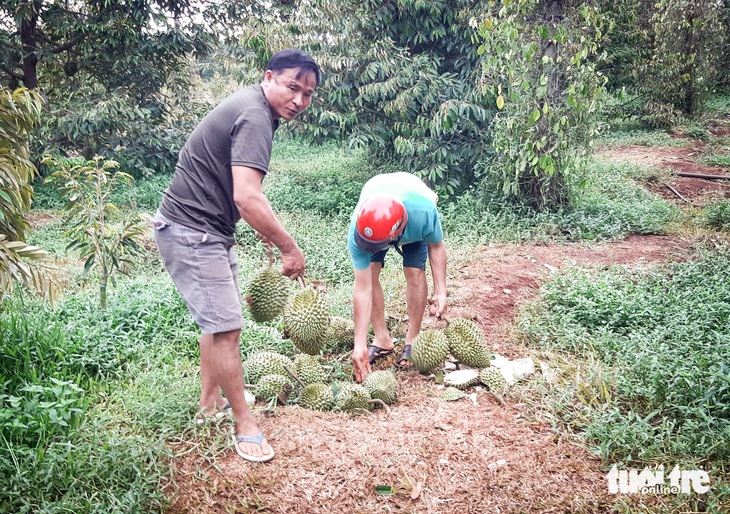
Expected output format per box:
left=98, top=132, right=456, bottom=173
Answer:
left=19, top=2, right=41, bottom=90
left=519, top=0, right=567, bottom=210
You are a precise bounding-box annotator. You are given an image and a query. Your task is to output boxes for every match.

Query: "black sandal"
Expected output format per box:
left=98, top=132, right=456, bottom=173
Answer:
left=397, top=345, right=412, bottom=368
left=368, top=345, right=394, bottom=365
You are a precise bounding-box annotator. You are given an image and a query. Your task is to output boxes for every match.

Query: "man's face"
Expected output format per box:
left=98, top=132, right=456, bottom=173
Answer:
left=263, top=67, right=317, bottom=121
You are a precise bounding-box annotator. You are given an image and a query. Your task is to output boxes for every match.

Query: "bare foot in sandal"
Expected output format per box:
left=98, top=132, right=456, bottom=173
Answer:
left=232, top=424, right=275, bottom=463
left=397, top=344, right=412, bottom=368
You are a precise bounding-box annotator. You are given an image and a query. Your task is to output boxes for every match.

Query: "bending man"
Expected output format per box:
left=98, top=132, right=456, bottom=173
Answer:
left=348, top=172, right=448, bottom=382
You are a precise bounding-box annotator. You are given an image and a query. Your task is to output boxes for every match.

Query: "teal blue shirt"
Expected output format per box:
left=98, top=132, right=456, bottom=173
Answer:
left=348, top=189, right=443, bottom=270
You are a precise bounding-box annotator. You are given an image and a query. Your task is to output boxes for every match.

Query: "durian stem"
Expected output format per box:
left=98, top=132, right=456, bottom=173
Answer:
left=296, top=275, right=306, bottom=289
left=486, top=391, right=506, bottom=406
left=282, top=365, right=306, bottom=388
left=367, top=399, right=391, bottom=417
left=265, top=244, right=275, bottom=267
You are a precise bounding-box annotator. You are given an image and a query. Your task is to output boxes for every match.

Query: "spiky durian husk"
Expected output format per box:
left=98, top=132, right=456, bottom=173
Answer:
left=334, top=382, right=371, bottom=412
left=323, top=316, right=355, bottom=353
left=299, top=382, right=334, bottom=411
left=479, top=366, right=507, bottom=392
left=294, top=353, right=328, bottom=385
left=254, top=374, right=291, bottom=403
left=363, top=369, right=398, bottom=405
left=242, top=351, right=295, bottom=385
left=410, top=329, right=449, bottom=374
left=284, top=287, right=330, bottom=355
left=444, top=317, right=491, bottom=368
left=246, top=267, right=291, bottom=322
left=441, top=386, right=467, bottom=401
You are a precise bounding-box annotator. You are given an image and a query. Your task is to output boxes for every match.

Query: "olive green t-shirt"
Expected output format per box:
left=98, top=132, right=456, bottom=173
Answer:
left=159, top=85, right=278, bottom=242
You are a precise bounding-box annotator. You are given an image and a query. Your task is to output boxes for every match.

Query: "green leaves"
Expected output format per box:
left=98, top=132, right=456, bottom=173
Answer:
left=44, top=154, right=145, bottom=309
left=476, top=0, right=608, bottom=209
left=0, top=86, right=60, bottom=303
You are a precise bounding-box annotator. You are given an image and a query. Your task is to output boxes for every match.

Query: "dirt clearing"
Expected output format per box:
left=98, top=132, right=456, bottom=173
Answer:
left=163, top=143, right=726, bottom=514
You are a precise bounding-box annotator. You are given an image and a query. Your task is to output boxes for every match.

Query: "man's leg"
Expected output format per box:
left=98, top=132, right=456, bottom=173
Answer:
left=370, top=263, right=395, bottom=351
left=400, top=266, right=428, bottom=365
left=210, top=328, right=273, bottom=460
left=199, top=333, right=227, bottom=413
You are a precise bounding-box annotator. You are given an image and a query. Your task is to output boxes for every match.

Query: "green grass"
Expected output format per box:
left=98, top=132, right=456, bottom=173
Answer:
left=515, top=248, right=730, bottom=510
left=4, top=131, right=730, bottom=512
left=596, top=126, right=692, bottom=148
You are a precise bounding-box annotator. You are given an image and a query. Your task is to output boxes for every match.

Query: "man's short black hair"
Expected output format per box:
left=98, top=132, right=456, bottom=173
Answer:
left=266, top=48, right=321, bottom=86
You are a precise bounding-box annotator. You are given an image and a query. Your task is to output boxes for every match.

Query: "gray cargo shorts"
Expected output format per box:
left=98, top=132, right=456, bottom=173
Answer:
left=152, top=210, right=242, bottom=334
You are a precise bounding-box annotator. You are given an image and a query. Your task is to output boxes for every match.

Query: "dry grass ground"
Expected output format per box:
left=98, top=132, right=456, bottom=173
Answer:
left=162, top=143, right=728, bottom=513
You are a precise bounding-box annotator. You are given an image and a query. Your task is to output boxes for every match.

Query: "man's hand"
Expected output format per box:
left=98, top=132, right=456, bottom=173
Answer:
left=280, top=245, right=305, bottom=280
left=428, top=294, right=447, bottom=318
left=255, top=231, right=271, bottom=245
left=352, top=344, right=371, bottom=383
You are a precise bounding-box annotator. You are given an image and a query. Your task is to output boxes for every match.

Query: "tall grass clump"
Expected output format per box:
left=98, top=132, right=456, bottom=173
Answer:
left=440, top=157, right=678, bottom=244
left=0, top=273, right=204, bottom=513
left=516, top=246, right=730, bottom=507
left=517, top=248, right=730, bottom=511
left=265, top=140, right=374, bottom=219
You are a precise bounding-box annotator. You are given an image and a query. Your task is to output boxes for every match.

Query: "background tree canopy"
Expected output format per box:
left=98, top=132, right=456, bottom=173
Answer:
left=0, top=0, right=727, bottom=202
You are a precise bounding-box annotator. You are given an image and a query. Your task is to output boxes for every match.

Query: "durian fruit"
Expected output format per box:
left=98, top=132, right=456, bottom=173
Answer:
left=294, top=353, right=328, bottom=385
left=284, top=284, right=331, bottom=355
left=479, top=366, right=507, bottom=392
left=443, top=369, right=481, bottom=390
left=298, top=382, right=334, bottom=411
left=323, top=316, right=355, bottom=353
left=363, top=369, right=398, bottom=405
left=410, top=329, right=449, bottom=374
left=441, top=386, right=467, bottom=401
left=243, top=351, right=295, bottom=385
left=254, top=373, right=291, bottom=403
left=443, top=317, right=491, bottom=368
left=245, top=249, right=291, bottom=322
left=334, top=382, right=372, bottom=413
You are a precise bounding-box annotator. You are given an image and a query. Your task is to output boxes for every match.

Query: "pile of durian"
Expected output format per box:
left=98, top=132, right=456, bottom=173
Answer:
left=243, top=248, right=506, bottom=410
left=243, top=251, right=398, bottom=413
left=410, top=317, right=508, bottom=401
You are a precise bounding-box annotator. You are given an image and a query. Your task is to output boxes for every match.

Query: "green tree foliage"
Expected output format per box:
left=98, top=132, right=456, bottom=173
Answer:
left=720, top=0, right=730, bottom=91
left=644, top=0, right=724, bottom=118
left=476, top=0, right=608, bottom=209
left=0, top=1, right=280, bottom=177
left=594, top=0, right=654, bottom=91
left=595, top=0, right=726, bottom=124
left=288, top=0, right=497, bottom=193
left=0, top=87, right=58, bottom=302
left=44, top=155, right=145, bottom=309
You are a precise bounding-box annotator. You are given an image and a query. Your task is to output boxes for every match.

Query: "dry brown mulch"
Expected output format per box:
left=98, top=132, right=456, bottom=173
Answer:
left=162, top=141, right=726, bottom=514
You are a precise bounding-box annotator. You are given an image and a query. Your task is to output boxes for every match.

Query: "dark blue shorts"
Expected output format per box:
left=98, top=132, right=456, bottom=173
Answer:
left=371, top=241, right=428, bottom=270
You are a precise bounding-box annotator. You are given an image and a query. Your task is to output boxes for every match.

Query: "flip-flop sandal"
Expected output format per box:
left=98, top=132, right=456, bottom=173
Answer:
left=368, top=345, right=394, bottom=365
left=231, top=428, right=275, bottom=463
left=194, top=401, right=232, bottom=425
left=397, top=345, right=412, bottom=368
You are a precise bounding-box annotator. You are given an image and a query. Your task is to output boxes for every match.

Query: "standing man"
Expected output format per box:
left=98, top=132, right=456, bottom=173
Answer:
left=348, top=172, right=448, bottom=383
left=152, top=49, right=320, bottom=462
